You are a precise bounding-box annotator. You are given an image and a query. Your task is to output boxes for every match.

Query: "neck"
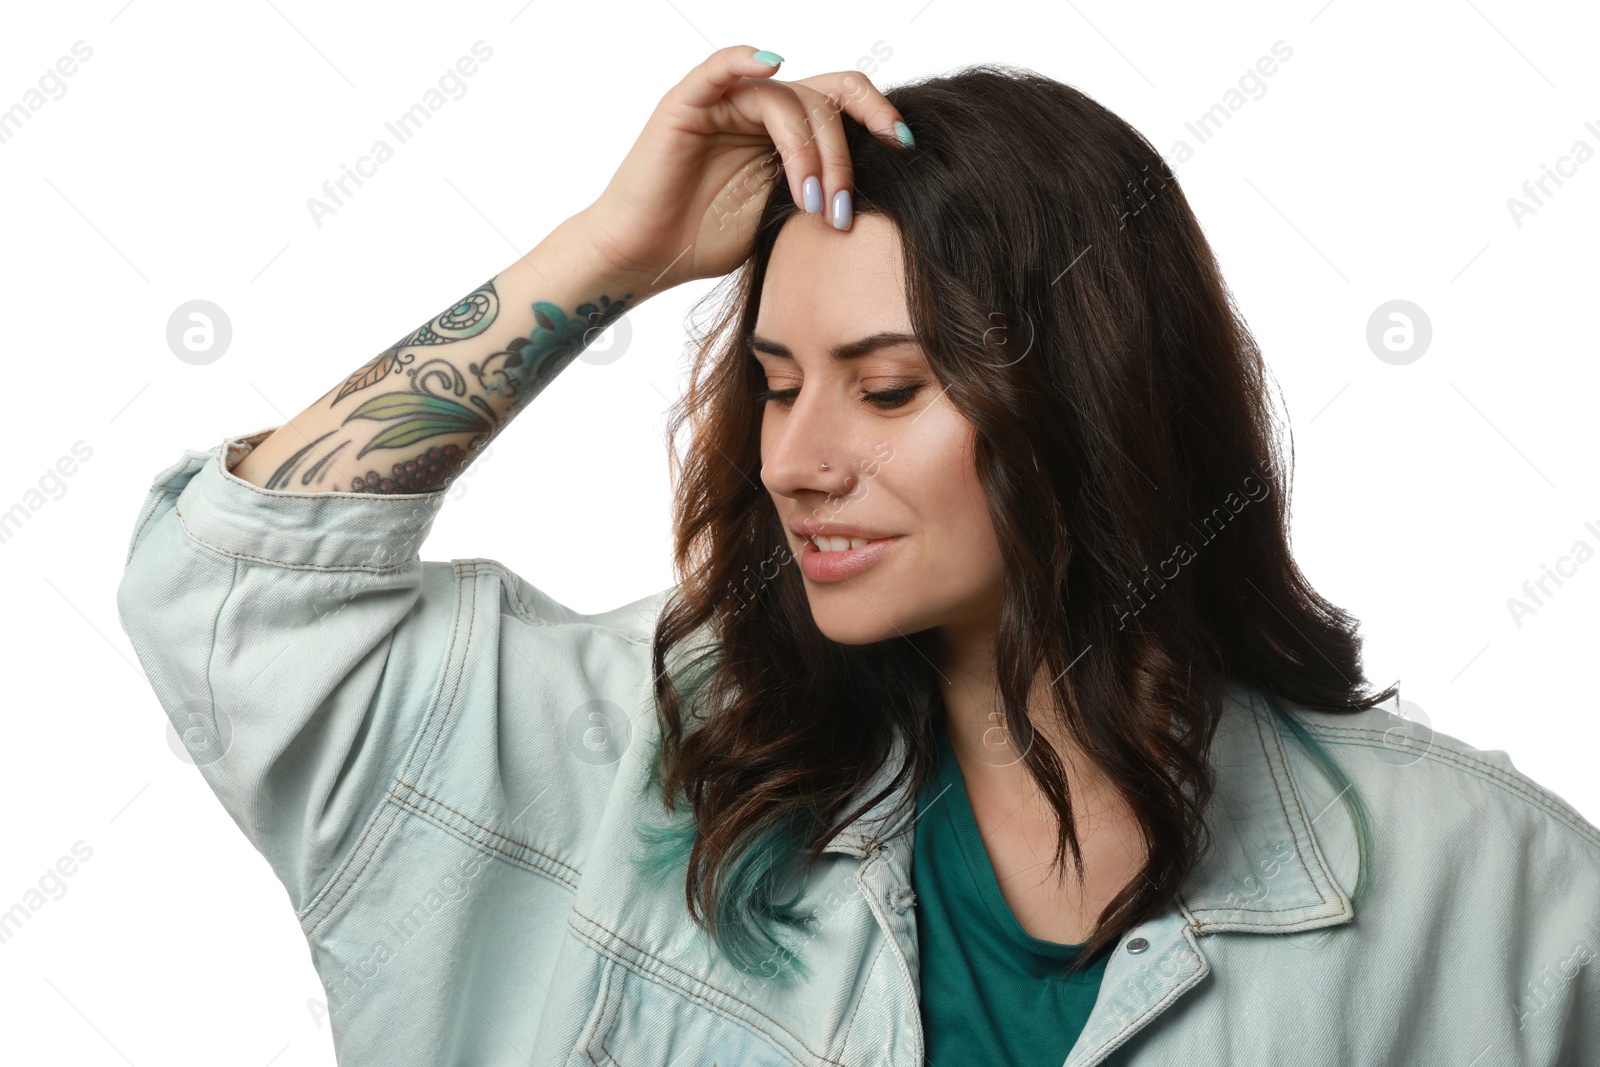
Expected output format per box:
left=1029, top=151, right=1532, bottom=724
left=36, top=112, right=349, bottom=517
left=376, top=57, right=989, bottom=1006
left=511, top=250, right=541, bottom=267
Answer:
left=932, top=625, right=1102, bottom=809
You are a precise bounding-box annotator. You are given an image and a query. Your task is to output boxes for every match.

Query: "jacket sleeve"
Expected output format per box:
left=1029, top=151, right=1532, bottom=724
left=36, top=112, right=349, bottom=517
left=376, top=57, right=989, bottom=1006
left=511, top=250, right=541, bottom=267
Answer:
left=1519, top=797, right=1600, bottom=1061
left=116, top=425, right=455, bottom=914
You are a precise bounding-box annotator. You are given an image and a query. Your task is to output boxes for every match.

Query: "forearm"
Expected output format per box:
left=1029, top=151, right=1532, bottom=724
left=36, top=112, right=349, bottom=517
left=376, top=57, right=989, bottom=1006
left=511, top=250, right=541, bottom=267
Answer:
left=230, top=211, right=663, bottom=494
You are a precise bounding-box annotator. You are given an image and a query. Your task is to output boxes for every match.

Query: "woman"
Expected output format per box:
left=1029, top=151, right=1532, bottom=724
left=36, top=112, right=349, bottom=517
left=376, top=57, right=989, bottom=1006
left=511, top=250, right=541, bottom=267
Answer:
left=119, top=46, right=1599, bottom=1066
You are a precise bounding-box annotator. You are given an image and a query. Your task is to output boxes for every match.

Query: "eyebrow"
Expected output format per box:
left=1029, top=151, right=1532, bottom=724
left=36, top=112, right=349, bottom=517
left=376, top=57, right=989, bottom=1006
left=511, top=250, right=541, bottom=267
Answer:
left=745, top=330, right=922, bottom=362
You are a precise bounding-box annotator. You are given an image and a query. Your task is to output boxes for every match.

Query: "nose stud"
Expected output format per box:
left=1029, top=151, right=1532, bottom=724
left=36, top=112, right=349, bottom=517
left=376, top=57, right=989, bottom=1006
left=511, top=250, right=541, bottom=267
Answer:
left=819, top=461, right=829, bottom=471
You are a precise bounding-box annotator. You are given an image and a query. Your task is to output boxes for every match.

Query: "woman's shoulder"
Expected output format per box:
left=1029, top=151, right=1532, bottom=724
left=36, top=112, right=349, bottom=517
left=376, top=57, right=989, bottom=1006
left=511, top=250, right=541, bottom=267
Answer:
left=1184, top=683, right=1600, bottom=1059
left=1262, top=686, right=1600, bottom=857
left=1243, top=682, right=1600, bottom=977
left=454, top=559, right=676, bottom=642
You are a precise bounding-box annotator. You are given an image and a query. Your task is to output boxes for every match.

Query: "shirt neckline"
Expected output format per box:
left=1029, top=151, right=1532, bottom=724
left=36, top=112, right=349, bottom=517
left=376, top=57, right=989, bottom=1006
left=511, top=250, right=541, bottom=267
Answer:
left=930, top=711, right=1094, bottom=962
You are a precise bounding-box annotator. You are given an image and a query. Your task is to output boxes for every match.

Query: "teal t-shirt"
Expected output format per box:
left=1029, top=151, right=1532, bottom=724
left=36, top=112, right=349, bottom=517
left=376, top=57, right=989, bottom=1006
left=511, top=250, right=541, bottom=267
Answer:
left=912, top=711, right=1111, bottom=1065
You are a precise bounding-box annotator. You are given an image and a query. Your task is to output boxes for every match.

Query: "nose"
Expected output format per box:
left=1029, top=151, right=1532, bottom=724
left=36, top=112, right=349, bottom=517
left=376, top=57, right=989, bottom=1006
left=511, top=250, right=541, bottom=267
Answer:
left=758, top=392, right=861, bottom=505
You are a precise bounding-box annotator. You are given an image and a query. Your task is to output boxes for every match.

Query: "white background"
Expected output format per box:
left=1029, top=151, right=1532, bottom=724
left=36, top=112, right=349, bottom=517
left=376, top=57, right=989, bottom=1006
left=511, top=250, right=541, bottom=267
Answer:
left=2, top=0, right=1596, bottom=1062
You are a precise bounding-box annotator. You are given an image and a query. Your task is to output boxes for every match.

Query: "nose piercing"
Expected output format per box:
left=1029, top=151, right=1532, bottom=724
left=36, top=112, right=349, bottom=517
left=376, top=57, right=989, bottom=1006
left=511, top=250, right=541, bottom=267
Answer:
left=819, top=461, right=829, bottom=471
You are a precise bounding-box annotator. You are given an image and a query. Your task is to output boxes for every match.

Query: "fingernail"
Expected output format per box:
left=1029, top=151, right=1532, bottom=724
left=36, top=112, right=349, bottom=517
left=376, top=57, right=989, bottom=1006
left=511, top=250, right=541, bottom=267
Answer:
left=803, top=175, right=822, bottom=213
left=831, top=189, right=852, bottom=231
left=893, top=120, right=915, bottom=147
left=752, top=50, right=784, bottom=66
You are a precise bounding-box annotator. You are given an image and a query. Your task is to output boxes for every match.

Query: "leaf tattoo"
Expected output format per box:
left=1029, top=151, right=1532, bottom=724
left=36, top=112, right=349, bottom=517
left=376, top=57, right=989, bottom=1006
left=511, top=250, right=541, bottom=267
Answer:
left=344, top=392, right=492, bottom=458
left=269, top=286, right=634, bottom=494
left=471, top=295, right=631, bottom=410
left=332, top=277, right=500, bottom=405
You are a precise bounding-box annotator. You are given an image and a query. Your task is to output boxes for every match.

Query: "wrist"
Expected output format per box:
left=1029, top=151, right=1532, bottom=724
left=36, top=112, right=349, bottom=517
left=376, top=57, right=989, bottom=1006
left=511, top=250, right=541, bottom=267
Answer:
left=552, top=208, right=668, bottom=305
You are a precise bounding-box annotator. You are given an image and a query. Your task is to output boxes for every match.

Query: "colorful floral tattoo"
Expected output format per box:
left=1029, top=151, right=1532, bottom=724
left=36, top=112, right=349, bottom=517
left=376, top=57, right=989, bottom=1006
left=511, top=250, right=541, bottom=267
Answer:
left=261, top=279, right=633, bottom=493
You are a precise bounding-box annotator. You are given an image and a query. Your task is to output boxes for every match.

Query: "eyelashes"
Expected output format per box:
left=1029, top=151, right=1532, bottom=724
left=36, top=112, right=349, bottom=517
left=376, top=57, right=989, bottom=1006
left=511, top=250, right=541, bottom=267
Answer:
left=754, top=383, right=925, bottom=410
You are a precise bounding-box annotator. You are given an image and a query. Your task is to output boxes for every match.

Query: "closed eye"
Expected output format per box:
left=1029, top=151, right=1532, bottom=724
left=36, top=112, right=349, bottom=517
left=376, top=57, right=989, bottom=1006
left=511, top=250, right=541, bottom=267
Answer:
left=755, top=384, right=925, bottom=410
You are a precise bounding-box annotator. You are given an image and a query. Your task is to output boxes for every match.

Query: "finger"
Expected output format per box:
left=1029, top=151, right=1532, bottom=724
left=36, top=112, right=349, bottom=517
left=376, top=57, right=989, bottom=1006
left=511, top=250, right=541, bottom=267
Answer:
left=795, top=69, right=912, bottom=151
left=720, top=78, right=827, bottom=218
left=793, top=84, right=863, bottom=230
left=669, top=44, right=787, bottom=110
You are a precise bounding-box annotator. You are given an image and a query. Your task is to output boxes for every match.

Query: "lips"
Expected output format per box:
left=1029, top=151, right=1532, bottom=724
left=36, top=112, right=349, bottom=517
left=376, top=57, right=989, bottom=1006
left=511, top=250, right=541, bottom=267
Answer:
left=810, top=534, right=892, bottom=552
left=799, top=534, right=903, bottom=582
left=790, top=520, right=898, bottom=540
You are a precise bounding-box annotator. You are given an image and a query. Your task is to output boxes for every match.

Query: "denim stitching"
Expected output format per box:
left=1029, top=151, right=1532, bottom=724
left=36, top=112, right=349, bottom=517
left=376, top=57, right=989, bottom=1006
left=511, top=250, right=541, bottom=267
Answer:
left=407, top=561, right=482, bottom=796
left=127, top=481, right=183, bottom=566
left=1084, top=924, right=1210, bottom=1062
left=460, top=559, right=541, bottom=625
left=566, top=927, right=819, bottom=1067
left=574, top=940, right=806, bottom=1067
left=570, top=913, right=779, bottom=1015
left=461, top=559, right=659, bottom=646
left=295, top=661, right=403, bottom=928
left=312, top=559, right=480, bottom=921
left=596, top=945, right=623, bottom=1065
left=581, top=948, right=622, bottom=1067
left=570, top=911, right=846, bottom=1066
left=306, top=802, right=405, bottom=938
left=1187, top=709, right=1328, bottom=928
left=174, top=496, right=423, bottom=572
left=384, top=790, right=580, bottom=893
left=391, top=778, right=581, bottom=881
left=210, top=452, right=448, bottom=505
left=834, top=942, right=883, bottom=1063
left=1257, top=707, right=1327, bottom=900
left=570, top=925, right=831, bottom=1067
left=1299, top=722, right=1600, bottom=850
left=296, top=556, right=470, bottom=927
left=852, top=855, right=922, bottom=1066
left=302, top=557, right=473, bottom=931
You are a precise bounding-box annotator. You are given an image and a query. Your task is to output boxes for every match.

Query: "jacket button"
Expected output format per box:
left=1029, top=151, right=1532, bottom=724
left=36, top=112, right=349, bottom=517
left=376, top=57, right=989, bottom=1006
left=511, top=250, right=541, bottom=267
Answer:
left=1126, top=937, right=1149, bottom=954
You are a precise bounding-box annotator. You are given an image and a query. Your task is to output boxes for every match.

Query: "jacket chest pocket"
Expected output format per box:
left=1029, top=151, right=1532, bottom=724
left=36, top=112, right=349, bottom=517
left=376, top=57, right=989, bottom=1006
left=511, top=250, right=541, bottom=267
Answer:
left=572, top=955, right=806, bottom=1067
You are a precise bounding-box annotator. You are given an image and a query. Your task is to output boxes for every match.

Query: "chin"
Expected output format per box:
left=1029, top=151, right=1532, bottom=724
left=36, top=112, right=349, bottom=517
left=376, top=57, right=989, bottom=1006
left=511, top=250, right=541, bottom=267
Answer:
left=806, top=595, right=930, bottom=647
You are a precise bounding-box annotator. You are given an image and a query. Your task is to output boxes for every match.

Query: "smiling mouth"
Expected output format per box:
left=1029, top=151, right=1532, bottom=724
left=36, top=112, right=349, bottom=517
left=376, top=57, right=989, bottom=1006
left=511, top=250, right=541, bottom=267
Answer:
left=798, top=534, right=903, bottom=582
left=808, top=535, right=895, bottom=552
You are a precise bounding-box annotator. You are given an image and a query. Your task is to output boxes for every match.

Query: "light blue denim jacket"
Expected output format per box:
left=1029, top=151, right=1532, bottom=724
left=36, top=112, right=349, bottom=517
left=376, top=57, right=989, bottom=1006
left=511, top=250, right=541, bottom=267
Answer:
left=117, top=426, right=1600, bottom=1066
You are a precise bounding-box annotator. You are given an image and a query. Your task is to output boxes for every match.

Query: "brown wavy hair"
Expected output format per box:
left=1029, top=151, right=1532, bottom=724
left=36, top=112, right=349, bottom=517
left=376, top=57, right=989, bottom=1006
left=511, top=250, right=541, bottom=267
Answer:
left=635, top=61, right=1398, bottom=978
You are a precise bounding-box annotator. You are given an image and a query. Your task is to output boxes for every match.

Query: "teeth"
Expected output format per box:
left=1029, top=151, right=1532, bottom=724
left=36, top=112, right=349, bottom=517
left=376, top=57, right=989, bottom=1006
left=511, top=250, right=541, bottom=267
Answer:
left=813, top=535, right=873, bottom=552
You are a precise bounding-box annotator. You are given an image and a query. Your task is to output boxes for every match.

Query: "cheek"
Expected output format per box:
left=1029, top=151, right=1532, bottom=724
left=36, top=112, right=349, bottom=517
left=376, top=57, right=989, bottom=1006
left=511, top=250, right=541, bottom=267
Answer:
left=758, top=414, right=782, bottom=469
left=942, top=482, right=1003, bottom=568
left=902, top=419, right=999, bottom=559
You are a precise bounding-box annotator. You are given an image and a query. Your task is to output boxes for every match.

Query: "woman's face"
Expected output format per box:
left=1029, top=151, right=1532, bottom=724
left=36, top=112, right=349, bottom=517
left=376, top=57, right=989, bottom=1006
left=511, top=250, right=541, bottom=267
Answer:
left=753, top=211, right=1006, bottom=648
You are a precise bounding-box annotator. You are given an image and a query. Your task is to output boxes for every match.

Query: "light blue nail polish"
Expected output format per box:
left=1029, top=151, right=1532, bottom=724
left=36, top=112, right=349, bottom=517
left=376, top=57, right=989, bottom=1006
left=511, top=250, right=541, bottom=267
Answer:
left=803, top=175, right=822, bottom=213
left=831, top=189, right=852, bottom=231
left=893, top=120, right=915, bottom=147
left=752, top=50, right=784, bottom=66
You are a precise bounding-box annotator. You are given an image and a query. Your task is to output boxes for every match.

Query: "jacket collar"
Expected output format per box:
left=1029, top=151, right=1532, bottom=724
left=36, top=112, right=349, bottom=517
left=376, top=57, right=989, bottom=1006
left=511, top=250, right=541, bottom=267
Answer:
left=1172, top=681, right=1355, bottom=934
left=824, top=679, right=1356, bottom=936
